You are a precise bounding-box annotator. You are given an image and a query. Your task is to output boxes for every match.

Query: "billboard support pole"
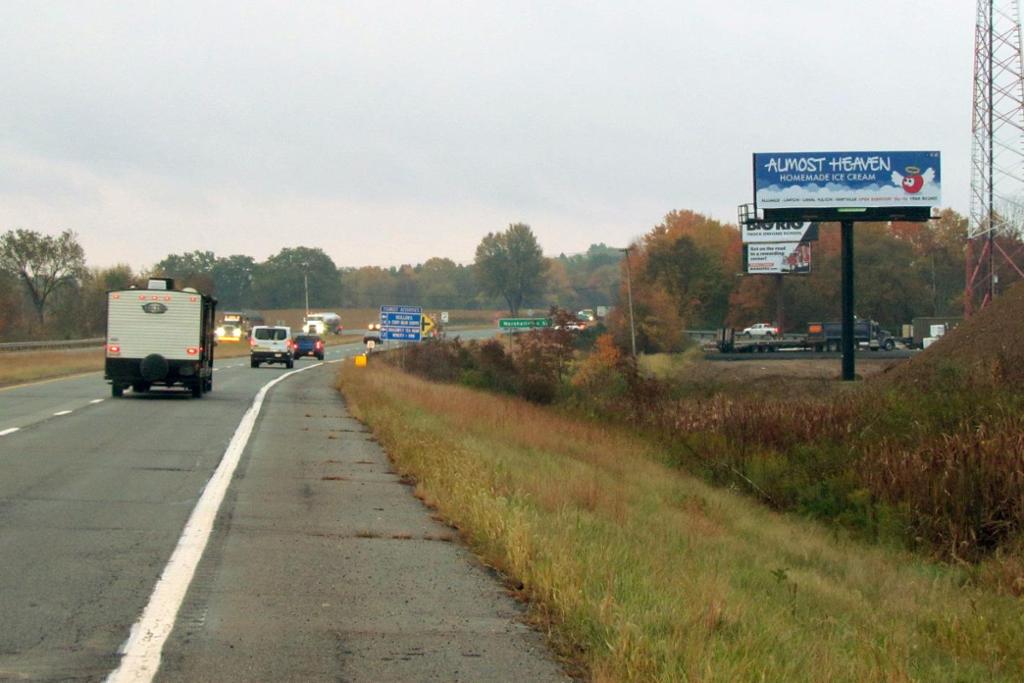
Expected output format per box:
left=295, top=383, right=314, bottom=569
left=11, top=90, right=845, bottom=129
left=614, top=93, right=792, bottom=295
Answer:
left=841, top=220, right=855, bottom=381
left=774, top=273, right=784, bottom=329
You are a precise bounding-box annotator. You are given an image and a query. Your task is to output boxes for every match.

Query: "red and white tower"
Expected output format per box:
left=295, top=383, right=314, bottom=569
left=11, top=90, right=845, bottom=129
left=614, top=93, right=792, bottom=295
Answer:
left=967, top=0, right=1024, bottom=315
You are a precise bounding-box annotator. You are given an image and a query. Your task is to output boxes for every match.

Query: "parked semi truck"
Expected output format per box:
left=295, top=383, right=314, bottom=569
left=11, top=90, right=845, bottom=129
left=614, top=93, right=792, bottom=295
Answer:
left=805, top=319, right=895, bottom=352
left=716, top=318, right=895, bottom=353
left=105, top=278, right=217, bottom=398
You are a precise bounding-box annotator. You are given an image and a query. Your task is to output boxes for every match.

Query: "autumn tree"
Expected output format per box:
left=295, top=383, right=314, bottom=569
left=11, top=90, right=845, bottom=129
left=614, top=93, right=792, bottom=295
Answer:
left=153, top=250, right=216, bottom=294
left=251, top=246, right=342, bottom=309
left=474, top=223, right=545, bottom=315
left=644, top=211, right=740, bottom=327
left=0, top=228, right=85, bottom=326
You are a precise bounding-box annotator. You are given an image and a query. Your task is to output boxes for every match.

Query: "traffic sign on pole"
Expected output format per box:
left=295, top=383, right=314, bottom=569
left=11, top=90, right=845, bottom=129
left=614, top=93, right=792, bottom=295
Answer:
left=380, top=305, right=423, bottom=341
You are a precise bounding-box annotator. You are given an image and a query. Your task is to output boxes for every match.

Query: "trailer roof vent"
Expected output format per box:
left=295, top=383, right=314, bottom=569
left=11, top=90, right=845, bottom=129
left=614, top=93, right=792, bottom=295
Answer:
left=182, top=287, right=198, bottom=293
left=147, top=278, right=174, bottom=290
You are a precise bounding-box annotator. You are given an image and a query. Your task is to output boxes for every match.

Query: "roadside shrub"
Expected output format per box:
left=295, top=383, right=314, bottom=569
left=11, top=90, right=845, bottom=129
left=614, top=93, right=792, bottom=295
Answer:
left=517, top=373, right=559, bottom=404
left=475, top=339, right=518, bottom=393
left=388, top=338, right=465, bottom=382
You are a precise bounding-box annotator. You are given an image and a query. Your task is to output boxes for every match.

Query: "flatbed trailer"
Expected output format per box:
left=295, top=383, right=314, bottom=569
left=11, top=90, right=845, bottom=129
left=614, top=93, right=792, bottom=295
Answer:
left=715, top=329, right=809, bottom=353
left=715, top=321, right=896, bottom=353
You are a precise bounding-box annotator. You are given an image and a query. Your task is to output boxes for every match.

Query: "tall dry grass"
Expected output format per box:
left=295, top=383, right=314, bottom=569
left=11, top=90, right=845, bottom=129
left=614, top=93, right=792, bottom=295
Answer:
left=338, top=362, right=1024, bottom=682
left=0, top=348, right=104, bottom=386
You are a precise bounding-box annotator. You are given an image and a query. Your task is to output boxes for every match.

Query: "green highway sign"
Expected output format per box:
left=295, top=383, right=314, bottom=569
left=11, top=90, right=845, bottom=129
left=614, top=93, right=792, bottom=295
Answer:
left=499, top=317, right=551, bottom=329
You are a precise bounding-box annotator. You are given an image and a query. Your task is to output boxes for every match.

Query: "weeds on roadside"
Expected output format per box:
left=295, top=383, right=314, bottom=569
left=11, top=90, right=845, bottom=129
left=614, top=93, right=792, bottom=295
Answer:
left=387, top=329, right=1024, bottom=568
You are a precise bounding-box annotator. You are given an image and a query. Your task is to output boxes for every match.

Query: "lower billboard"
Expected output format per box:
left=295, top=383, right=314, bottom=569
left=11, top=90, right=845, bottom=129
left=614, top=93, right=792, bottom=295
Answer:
left=744, top=242, right=811, bottom=274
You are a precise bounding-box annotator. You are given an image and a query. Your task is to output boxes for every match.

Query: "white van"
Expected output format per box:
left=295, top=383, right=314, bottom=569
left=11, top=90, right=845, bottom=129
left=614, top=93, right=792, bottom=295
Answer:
left=250, top=325, right=294, bottom=368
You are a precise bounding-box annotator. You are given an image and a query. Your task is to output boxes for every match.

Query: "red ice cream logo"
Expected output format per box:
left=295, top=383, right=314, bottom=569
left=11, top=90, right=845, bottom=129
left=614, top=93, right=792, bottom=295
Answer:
left=891, top=166, right=934, bottom=194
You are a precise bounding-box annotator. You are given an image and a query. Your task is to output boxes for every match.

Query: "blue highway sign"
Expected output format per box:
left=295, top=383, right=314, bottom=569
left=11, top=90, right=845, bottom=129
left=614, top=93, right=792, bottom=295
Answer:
left=380, top=305, right=423, bottom=342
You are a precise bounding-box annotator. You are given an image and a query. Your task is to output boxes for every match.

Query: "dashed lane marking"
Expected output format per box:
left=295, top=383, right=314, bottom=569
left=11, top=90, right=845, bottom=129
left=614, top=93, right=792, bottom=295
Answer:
left=0, top=427, right=19, bottom=436
left=53, top=410, right=73, bottom=416
left=90, top=399, right=104, bottom=404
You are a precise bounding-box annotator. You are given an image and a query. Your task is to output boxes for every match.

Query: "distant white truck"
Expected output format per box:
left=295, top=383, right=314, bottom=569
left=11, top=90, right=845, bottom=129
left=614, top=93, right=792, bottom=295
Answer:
left=303, top=312, right=342, bottom=335
left=104, top=278, right=217, bottom=398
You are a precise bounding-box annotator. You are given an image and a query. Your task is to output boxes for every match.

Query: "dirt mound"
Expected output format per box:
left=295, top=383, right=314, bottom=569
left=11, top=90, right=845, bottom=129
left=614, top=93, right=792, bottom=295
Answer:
left=879, top=281, right=1024, bottom=389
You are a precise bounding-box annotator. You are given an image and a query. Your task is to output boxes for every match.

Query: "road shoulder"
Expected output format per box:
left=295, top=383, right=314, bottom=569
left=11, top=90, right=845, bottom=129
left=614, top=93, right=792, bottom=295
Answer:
left=158, top=362, right=566, bottom=681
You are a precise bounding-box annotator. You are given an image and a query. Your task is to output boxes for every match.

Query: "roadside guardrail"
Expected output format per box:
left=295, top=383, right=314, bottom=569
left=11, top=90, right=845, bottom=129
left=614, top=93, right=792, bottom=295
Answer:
left=0, top=337, right=104, bottom=353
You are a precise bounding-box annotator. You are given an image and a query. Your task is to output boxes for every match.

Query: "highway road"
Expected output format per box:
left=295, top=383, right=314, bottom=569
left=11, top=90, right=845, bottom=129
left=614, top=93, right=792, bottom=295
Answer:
left=0, top=331, right=565, bottom=681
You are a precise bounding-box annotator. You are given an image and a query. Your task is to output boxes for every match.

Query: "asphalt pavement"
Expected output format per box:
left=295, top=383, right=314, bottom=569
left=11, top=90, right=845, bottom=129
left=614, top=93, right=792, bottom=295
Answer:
left=0, top=329, right=563, bottom=682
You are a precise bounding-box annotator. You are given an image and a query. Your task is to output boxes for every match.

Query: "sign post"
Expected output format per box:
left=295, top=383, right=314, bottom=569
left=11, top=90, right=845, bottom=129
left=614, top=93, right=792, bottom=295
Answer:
left=841, top=221, right=855, bottom=381
left=753, top=150, right=941, bottom=381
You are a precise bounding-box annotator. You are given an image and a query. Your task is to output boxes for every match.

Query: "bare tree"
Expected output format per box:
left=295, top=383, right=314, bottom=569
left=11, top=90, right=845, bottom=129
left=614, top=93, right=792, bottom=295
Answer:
left=0, top=229, right=85, bottom=325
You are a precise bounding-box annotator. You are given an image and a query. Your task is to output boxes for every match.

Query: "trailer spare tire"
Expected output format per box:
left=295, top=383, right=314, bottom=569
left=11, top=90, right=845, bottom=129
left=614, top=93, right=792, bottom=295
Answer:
left=140, top=354, right=170, bottom=381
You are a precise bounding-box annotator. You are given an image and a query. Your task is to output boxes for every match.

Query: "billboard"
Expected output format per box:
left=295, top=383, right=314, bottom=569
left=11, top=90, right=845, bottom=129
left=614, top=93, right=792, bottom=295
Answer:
left=745, top=242, right=812, bottom=274
left=754, top=151, right=940, bottom=216
left=742, top=221, right=818, bottom=244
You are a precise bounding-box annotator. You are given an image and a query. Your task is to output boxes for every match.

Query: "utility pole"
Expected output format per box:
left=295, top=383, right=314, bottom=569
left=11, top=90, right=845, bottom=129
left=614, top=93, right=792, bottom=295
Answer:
left=620, top=247, right=637, bottom=357
left=302, top=263, right=310, bottom=317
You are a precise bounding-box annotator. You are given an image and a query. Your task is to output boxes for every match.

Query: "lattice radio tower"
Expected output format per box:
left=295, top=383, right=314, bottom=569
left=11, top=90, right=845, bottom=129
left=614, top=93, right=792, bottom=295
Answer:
left=966, top=0, right=1024, bottom=316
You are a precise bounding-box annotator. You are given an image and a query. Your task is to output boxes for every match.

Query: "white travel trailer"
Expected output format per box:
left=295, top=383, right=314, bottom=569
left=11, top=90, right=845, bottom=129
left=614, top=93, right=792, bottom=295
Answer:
left=104, top=278, right=217, bottom=398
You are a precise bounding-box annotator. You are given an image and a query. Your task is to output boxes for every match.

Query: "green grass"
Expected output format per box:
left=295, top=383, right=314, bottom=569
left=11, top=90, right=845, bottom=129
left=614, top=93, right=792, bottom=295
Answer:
left=337, top=363, right=1024, bottom=682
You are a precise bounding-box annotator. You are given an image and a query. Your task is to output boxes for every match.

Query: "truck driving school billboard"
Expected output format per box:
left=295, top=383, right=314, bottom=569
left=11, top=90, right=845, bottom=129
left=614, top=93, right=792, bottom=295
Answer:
left=744, top=242, right=811, bottom=274
left=754, top=151, right=940, bottom=211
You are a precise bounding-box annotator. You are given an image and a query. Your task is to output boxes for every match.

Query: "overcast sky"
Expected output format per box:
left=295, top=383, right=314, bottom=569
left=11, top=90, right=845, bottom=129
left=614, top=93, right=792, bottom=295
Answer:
left=0, top=1, right=975, bottom=269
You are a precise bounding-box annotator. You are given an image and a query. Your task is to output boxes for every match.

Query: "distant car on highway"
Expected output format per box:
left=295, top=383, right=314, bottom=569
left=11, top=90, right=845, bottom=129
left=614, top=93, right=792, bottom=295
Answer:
left=250, top=325, right=294, bottom=368
left=292, top=333, right=325, bottom=361
left=364, top=322, right=382, bottom=345
left=741, top=322, right=780, bottom=338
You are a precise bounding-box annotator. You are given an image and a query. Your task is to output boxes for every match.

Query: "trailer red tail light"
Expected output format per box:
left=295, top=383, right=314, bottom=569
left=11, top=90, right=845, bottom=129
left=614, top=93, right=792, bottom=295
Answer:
left=107, top=344, right=121, bottom=355
left=186, top=347, right=199, bottom=355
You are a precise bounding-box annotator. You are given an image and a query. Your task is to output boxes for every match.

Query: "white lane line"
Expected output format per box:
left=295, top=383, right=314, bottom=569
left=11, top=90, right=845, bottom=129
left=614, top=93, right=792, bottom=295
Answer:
left=90, top=398, right=104, bottom=404
left=53, top=410, right=73, bottom=416
left=0, top=427, right=19, bottom=436
left=106, top=361, right=325, bottom=683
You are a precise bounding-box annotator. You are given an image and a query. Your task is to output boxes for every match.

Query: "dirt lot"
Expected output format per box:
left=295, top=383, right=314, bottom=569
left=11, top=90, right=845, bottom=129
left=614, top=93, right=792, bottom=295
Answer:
left=692, top=357, right=905, bottom=382
left=640, top=351, right=907, bottom=397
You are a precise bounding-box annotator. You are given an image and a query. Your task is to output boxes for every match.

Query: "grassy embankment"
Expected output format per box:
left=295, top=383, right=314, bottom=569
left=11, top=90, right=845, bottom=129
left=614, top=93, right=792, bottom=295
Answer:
left=337, top=361, right=1024, bottom=682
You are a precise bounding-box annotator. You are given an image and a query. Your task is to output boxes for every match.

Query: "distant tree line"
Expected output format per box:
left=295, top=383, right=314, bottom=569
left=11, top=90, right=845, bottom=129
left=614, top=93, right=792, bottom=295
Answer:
left=0, top=225, right=621, bottom=340
left=3, top=209, right=998, bottom=347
